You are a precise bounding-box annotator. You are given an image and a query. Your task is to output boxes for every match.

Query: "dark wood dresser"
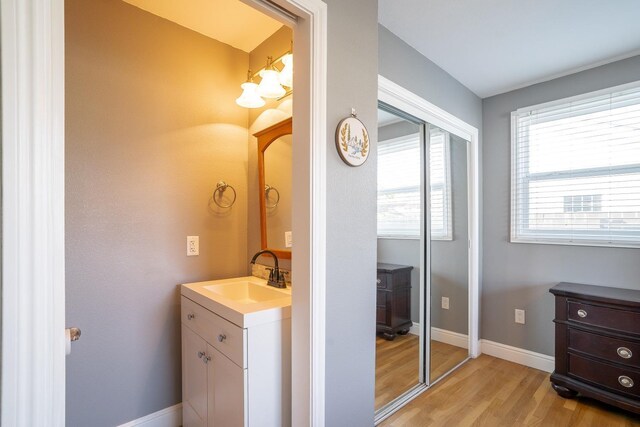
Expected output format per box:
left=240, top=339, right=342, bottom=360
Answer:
left=376, top=263, right=413, bottom=340
left=550, top=282, right=640, bottom=414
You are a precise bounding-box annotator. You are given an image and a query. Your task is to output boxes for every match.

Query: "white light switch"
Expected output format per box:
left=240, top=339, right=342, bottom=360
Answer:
left=187, top=236, right=199, bottom=256
left=441, top=297, right=449, bottom=310
left=515, top=309, right=525, bottom=324
left=285, top=231, right=292, bottom=248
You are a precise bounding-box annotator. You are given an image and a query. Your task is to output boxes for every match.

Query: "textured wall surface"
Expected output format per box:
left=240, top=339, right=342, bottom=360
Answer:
left=65, top=1, right=249, bottom=424
left=482, top=55, right=640, bottom=355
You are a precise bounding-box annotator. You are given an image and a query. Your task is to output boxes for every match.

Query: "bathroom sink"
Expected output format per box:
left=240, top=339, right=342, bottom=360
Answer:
left=181, top=276, right=291, bottom=328
left=204, top=281, right=288, bottom=304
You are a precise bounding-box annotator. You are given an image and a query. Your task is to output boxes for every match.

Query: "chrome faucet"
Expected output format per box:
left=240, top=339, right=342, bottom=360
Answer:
left=250, top=250, right=286, bottom=289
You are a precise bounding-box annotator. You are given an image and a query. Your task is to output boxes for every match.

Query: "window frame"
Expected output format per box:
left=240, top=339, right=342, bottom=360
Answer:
left=510, top=80, right=640, bottom=248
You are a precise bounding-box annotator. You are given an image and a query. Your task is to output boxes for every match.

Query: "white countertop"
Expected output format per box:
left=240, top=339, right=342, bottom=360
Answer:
left=181, top=276, right=291, bottom=328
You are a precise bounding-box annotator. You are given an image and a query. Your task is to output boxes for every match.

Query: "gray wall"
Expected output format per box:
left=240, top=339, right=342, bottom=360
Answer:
left=324, top=0, right=379, bottom=425
left=65, top=1, right=249, bottom=425
left=482, top=55, right=640, bottom=355
left=378, top=25, right=482, bottom=336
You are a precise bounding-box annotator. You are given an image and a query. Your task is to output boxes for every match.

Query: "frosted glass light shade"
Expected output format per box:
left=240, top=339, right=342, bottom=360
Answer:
left=279, top=54, right=293, bottom=88
left=236, top=82, right=265, bottom=108
left=258, top=69, right=286, bottom=99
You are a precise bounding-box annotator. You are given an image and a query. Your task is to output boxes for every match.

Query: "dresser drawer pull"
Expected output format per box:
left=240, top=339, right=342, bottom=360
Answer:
left=187, top=313, right=195, bottom=320
left=577, top=309, right=587, bottom=318
left=376, top=279, right=382, bottom=284
left=617, top=347, right=633, bottom=359
left=217, top=334, right=227, bottom=342
left=197, top=351, right=205, bottom=359
left=618, top=375, right=634, bottom=388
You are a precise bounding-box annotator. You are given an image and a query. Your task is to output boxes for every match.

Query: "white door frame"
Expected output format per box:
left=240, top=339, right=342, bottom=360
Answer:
left=1, top=1, right=327, bottom=425
left=378, top=75, right=481, bottom=357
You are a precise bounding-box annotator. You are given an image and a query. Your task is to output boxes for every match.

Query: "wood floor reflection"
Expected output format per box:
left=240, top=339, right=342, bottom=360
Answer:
left=430, top=340, right=468, bottom=380
left=376, top=334, right=420, bottom=410
left=375, top=334, right=469, bottom=411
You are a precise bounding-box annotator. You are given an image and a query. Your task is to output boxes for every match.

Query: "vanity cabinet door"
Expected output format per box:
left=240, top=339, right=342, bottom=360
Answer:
left=182, top=325, right=208, bottom=427
left=207, top=344, right=247, bottom=427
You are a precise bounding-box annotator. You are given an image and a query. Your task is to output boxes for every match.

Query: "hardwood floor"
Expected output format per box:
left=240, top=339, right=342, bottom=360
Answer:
left=380, top=354, right=640, bottom=426
left=376, top=334, right=420, bottom=410
left=376, top=335, right=470, bottom=411
left=430, top=340, right=468, bottom=381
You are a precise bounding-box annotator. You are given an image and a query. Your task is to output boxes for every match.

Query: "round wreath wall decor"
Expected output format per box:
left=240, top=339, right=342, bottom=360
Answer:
left=335, top=115, right=370, bottom=167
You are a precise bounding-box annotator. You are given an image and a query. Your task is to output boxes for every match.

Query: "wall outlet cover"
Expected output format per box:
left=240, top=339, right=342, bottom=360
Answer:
left=441, top=296, right=450, bottom=310
left=187, top=236, right=199, bottom=256
left=285, top=231, right=292, bottom=248
left=515, top=308, right=525, bottom=324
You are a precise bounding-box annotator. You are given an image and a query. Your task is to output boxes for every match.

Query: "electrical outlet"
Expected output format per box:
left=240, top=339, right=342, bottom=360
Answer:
left=515, top=309, right=525, bottom=324
left=441, top=297, right=450, bottom=310
left=285, top=231, right=292, bottom=248
left=187, top=236, right=199, bottom=256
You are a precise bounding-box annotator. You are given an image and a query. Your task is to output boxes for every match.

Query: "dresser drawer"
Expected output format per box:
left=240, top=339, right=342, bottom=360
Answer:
left=181, top=296, right=247, bottom=368
left=376, top=273, right=388, bottom=289
left=567, top=301, right=640, bottom=335
left=569, top=328, right=640, bottom=368
left=569, top=353, right=640, bottom=398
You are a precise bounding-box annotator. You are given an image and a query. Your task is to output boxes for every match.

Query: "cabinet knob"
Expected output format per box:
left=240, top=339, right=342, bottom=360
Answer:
left=217, top=334, right=227, bottom=342
left=618, top=375, right=634, bottom=388
left=203, top=355, right=211, bottom=364
left=187, top=313, right=196, bottom=320
left=376, top=279, right=381, bottom=285
left=197, top=351, right=205, bottom=359
left=577, top=309, right=587, bottom=318
left=617, top=347, right=633, bottom=359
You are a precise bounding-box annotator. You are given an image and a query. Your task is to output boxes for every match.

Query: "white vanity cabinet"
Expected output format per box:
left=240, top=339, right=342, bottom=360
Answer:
left=181, top=293, right=291, bottom=427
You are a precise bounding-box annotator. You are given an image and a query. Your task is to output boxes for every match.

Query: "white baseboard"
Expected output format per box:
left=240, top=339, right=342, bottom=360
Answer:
left=409, top=322, right=420, bottom=336
left=431, top=327, right=469, bottom=349
left=118, top=403, right=182, bottom=427
left=480, top=339, right=554, bottom=373
left=409, top=323, right=469, bottom=350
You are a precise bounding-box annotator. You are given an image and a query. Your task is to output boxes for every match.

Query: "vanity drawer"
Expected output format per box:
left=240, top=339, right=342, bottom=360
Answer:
left=567, top=301, right=640, bottom=335
left=569, top=328, right=640, bottom=368
left=181, top=296, right=247, bottom=368
left=568, top=353, right=640, bottom=398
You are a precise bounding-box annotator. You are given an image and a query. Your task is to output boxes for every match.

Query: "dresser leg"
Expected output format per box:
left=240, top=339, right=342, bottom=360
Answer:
left=398, top=329, right=409, bottom=336
left=552, top=382, right=578, bottom=399
left=382, top=332, right=396, bottom=341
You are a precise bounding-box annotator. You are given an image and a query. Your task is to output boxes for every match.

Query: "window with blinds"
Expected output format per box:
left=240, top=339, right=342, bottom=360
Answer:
left=377, top=131, right=452, bottom=239
left=511, top=81, right=640, bottom=247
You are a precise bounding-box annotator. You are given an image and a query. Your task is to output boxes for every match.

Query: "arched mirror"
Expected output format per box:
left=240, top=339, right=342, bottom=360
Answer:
left=254, top=117, right=292, bottom=260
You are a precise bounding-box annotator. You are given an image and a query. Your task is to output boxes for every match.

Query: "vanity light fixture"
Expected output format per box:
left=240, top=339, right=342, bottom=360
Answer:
left=236, top=48, right=293, bottom=109
left=235, top=70, right=265, bottom=109
left=257, top=56, right=286, bottom=99
left=278, top=53, right=293, bottom=88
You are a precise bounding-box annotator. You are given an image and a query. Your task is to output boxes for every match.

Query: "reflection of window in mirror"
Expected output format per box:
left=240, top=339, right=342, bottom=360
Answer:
left=376, top=128, right=452, bottom=239
left=429, top=127, right=453, bottom=241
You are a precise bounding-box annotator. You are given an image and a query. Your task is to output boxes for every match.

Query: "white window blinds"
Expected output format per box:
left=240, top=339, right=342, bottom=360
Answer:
left=377, top=134, right=421, bottom=237
left=511, top=82, right=640, bottom=247
left=377, top=132, right=452, bottom=239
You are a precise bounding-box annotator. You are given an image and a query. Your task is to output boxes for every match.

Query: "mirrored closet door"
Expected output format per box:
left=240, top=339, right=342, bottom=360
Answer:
left=428, top=125, right=470, bottom=383
left=375, top=101, right=474, bottom=422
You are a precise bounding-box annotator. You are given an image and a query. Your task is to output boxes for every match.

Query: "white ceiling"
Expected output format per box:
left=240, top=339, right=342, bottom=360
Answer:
left=379, top=0, right=640, bottom=98
left=122, top=0, right=283, bottom=52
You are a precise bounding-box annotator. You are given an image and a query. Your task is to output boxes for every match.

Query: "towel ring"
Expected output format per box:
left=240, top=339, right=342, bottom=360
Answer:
left=265, top=184, right=280, bottom=208
left=213, top=181, right=236, bottom=208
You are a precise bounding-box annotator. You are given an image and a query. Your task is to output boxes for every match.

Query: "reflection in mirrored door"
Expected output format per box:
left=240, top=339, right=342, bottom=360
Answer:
left=428, top=125, right=470, bottom=382
left=375, top=105, right=425, bottom=411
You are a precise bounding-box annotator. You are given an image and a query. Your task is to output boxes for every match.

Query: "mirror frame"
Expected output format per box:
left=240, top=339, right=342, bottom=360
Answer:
left=254, top=117, right=293, bottom=260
